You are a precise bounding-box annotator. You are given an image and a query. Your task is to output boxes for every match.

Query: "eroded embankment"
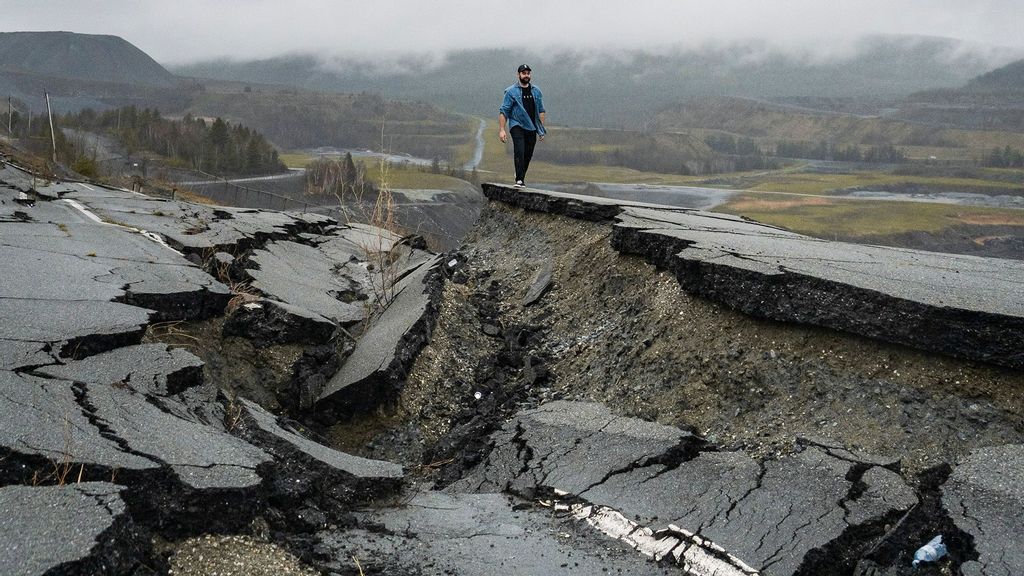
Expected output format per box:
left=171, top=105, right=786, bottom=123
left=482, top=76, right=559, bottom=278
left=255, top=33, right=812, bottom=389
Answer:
left=321, top=195, right=1024, bottom=574
left=351, top=200, right=1024, bottom=478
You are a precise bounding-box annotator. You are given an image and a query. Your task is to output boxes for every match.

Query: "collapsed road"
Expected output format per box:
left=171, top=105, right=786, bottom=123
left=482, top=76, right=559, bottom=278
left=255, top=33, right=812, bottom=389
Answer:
left=1, top=158, right=1023, bottom=576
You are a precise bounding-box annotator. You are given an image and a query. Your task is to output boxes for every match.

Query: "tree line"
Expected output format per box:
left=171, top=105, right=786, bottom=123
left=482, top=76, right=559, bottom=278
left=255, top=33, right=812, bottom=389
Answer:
left=983, top=146, right=1024, bottom=168
left=305, top=153, right=377, bottom=200
left=4, top=105, right=285, bottom=177
left=48, top=106, right=286, bottom=176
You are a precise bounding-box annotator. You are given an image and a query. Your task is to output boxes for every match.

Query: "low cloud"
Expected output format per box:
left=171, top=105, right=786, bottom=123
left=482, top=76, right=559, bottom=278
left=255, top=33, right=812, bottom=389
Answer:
left=1, top=0, right=1022, bottom=64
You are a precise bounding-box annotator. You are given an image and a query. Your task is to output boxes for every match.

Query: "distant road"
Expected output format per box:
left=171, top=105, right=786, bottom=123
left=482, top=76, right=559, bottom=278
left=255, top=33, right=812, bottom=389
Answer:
left=176, top=169, right=305, bottom=186
left=463, top=118, right=486, bottom=171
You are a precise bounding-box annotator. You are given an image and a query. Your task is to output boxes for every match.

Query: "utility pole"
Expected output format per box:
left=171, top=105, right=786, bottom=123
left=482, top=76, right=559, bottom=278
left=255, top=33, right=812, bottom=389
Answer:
left=7, top=96, right=11, bottom=134
left=45, top=91, right=56, bottom=163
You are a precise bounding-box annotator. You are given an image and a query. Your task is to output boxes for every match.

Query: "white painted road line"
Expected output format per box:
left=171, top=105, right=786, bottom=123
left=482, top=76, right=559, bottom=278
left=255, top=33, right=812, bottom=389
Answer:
left=61, top=198, right=104, bottom=224
left=59, top=199, right=183, bottom=256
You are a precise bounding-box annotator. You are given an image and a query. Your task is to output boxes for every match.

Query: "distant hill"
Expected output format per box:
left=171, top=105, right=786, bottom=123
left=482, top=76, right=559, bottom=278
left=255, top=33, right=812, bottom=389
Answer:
left=887, top=58, right=1024, bottom=132
left=0, top=31, right=182, bottom=114
left=0, top=31, right=177, bottom=87
left=173, top=35, right=1023, bottom=129
left=967, top=59, right=1024, bottom=92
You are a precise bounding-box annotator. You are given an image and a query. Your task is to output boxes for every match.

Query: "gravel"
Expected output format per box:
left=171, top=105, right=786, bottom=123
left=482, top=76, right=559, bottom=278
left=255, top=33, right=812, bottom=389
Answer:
left=168, top=535, right=319, bottom=576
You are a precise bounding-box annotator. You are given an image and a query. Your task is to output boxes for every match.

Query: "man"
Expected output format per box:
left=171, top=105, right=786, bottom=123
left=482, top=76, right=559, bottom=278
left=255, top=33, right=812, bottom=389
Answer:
left=498, top=64, right=546, bottom=188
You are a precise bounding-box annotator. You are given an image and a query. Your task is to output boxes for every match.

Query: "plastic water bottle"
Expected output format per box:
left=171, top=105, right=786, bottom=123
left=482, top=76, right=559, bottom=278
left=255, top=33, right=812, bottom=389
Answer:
left=912, top=535, right=947, bottom=568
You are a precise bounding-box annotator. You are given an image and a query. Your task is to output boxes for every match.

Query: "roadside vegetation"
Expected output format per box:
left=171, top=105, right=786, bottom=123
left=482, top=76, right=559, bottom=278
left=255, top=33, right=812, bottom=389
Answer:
left=296, top=151, right=476, bottom=193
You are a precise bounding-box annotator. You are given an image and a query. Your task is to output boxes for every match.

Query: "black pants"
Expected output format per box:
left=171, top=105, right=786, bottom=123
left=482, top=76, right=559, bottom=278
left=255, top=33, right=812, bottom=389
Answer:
left=511, top=126, right=537, bottom=182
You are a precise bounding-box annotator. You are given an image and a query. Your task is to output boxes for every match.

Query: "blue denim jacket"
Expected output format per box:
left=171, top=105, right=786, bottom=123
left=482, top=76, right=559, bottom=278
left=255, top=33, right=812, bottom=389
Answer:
left=499, top=83, right=546, bottom=136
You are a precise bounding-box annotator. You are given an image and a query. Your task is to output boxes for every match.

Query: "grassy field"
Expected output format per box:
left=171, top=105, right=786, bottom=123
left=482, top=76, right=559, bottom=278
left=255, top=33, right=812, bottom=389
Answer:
left=717, top=193, right=1024, bottom=237
left=278, top=152, right=318, bottom=168
left=677, top=165, right=1023, bottom=241
left=739, top=171, right=1022, bottom=195
left=366, top=164, right=473, bottom=191
left=281, top=151, right=472, bottom=192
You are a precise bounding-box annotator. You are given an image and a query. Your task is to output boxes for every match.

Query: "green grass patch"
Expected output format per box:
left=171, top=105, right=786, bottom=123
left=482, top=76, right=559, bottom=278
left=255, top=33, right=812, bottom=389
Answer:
left=279, top=152, right=316, bottom=169
left=366, top=164, right=471, bottom=191
left=718, top=193, right=1024, bottom=237
left=284, top=151, right=472, bottom=191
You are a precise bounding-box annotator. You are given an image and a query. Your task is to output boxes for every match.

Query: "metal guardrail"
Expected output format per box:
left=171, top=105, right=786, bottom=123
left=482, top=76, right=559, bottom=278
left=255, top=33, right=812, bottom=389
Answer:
left=169, top=168, right=334, bottom=213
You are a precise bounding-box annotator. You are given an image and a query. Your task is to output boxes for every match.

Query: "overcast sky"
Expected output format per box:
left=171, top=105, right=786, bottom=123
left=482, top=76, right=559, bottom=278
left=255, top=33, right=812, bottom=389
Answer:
left=2, top=0, right=1023, bottom=64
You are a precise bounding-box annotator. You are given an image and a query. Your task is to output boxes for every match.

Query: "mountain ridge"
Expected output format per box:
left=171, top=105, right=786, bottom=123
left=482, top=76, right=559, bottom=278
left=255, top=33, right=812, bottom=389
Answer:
left=968, top=58, right=1024, bottom=92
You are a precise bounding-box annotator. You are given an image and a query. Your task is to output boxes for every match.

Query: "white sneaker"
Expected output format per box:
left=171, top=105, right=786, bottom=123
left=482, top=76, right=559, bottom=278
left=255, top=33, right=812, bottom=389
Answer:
left=514, top=180, right=525, bottom=188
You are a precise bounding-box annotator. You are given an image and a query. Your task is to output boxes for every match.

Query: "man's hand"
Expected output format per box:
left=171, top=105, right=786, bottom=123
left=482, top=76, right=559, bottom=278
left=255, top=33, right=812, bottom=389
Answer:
left=499, top=129, right=507, bottom=143
left=539, top=134, right=544, bottom=141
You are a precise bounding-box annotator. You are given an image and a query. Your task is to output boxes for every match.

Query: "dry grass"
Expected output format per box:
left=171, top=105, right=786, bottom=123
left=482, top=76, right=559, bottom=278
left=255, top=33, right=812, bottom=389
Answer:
left=30, top=412, right=80, bottom=487
left=182, top=219, right=210, bottom=235
left=205, top=247, right=264, bottom=314
left=226, top=282, right=261, bottom=314
left=174, top=189, right=222, bottom=206
left=956, top=213, right=1024, bottom=226
left=972, top=235, right=1016, bottom=246
left=720, top=192, right=1024, bottom=238
left=727, top=195, right=833, bottom=211
left=365, top=137, right=400, bottom=308
left=321, top=121, right=406, bottom=312
left=146, top=320, right=200, bottom=350
left=224, top=398, right=243, bottom=432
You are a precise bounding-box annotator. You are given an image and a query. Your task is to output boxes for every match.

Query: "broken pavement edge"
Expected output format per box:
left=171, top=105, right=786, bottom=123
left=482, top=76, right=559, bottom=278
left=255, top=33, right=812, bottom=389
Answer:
left=481, top=183, right=1024, bottom=370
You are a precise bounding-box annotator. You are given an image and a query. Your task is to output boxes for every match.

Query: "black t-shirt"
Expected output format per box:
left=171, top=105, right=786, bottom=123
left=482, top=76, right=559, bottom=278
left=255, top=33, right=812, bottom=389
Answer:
left=521, top=85, right=538, bottom=126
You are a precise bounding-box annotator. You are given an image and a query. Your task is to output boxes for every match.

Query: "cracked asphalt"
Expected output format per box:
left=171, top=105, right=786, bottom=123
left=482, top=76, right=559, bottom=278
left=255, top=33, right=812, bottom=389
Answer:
left=338, top=194, right=1024, bottom=574
left=3, top=161, right=1023, bottom=576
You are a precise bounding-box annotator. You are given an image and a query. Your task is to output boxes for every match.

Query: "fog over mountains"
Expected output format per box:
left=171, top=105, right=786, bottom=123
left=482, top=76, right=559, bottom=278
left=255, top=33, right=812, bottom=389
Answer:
left=174, top=35, right=1023, bottom=129
left=7, top=0, right=1024, bottom=64
left=968, top=59, right=1024, bottom=92
left=2, top=30, right=1022, bottom=132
